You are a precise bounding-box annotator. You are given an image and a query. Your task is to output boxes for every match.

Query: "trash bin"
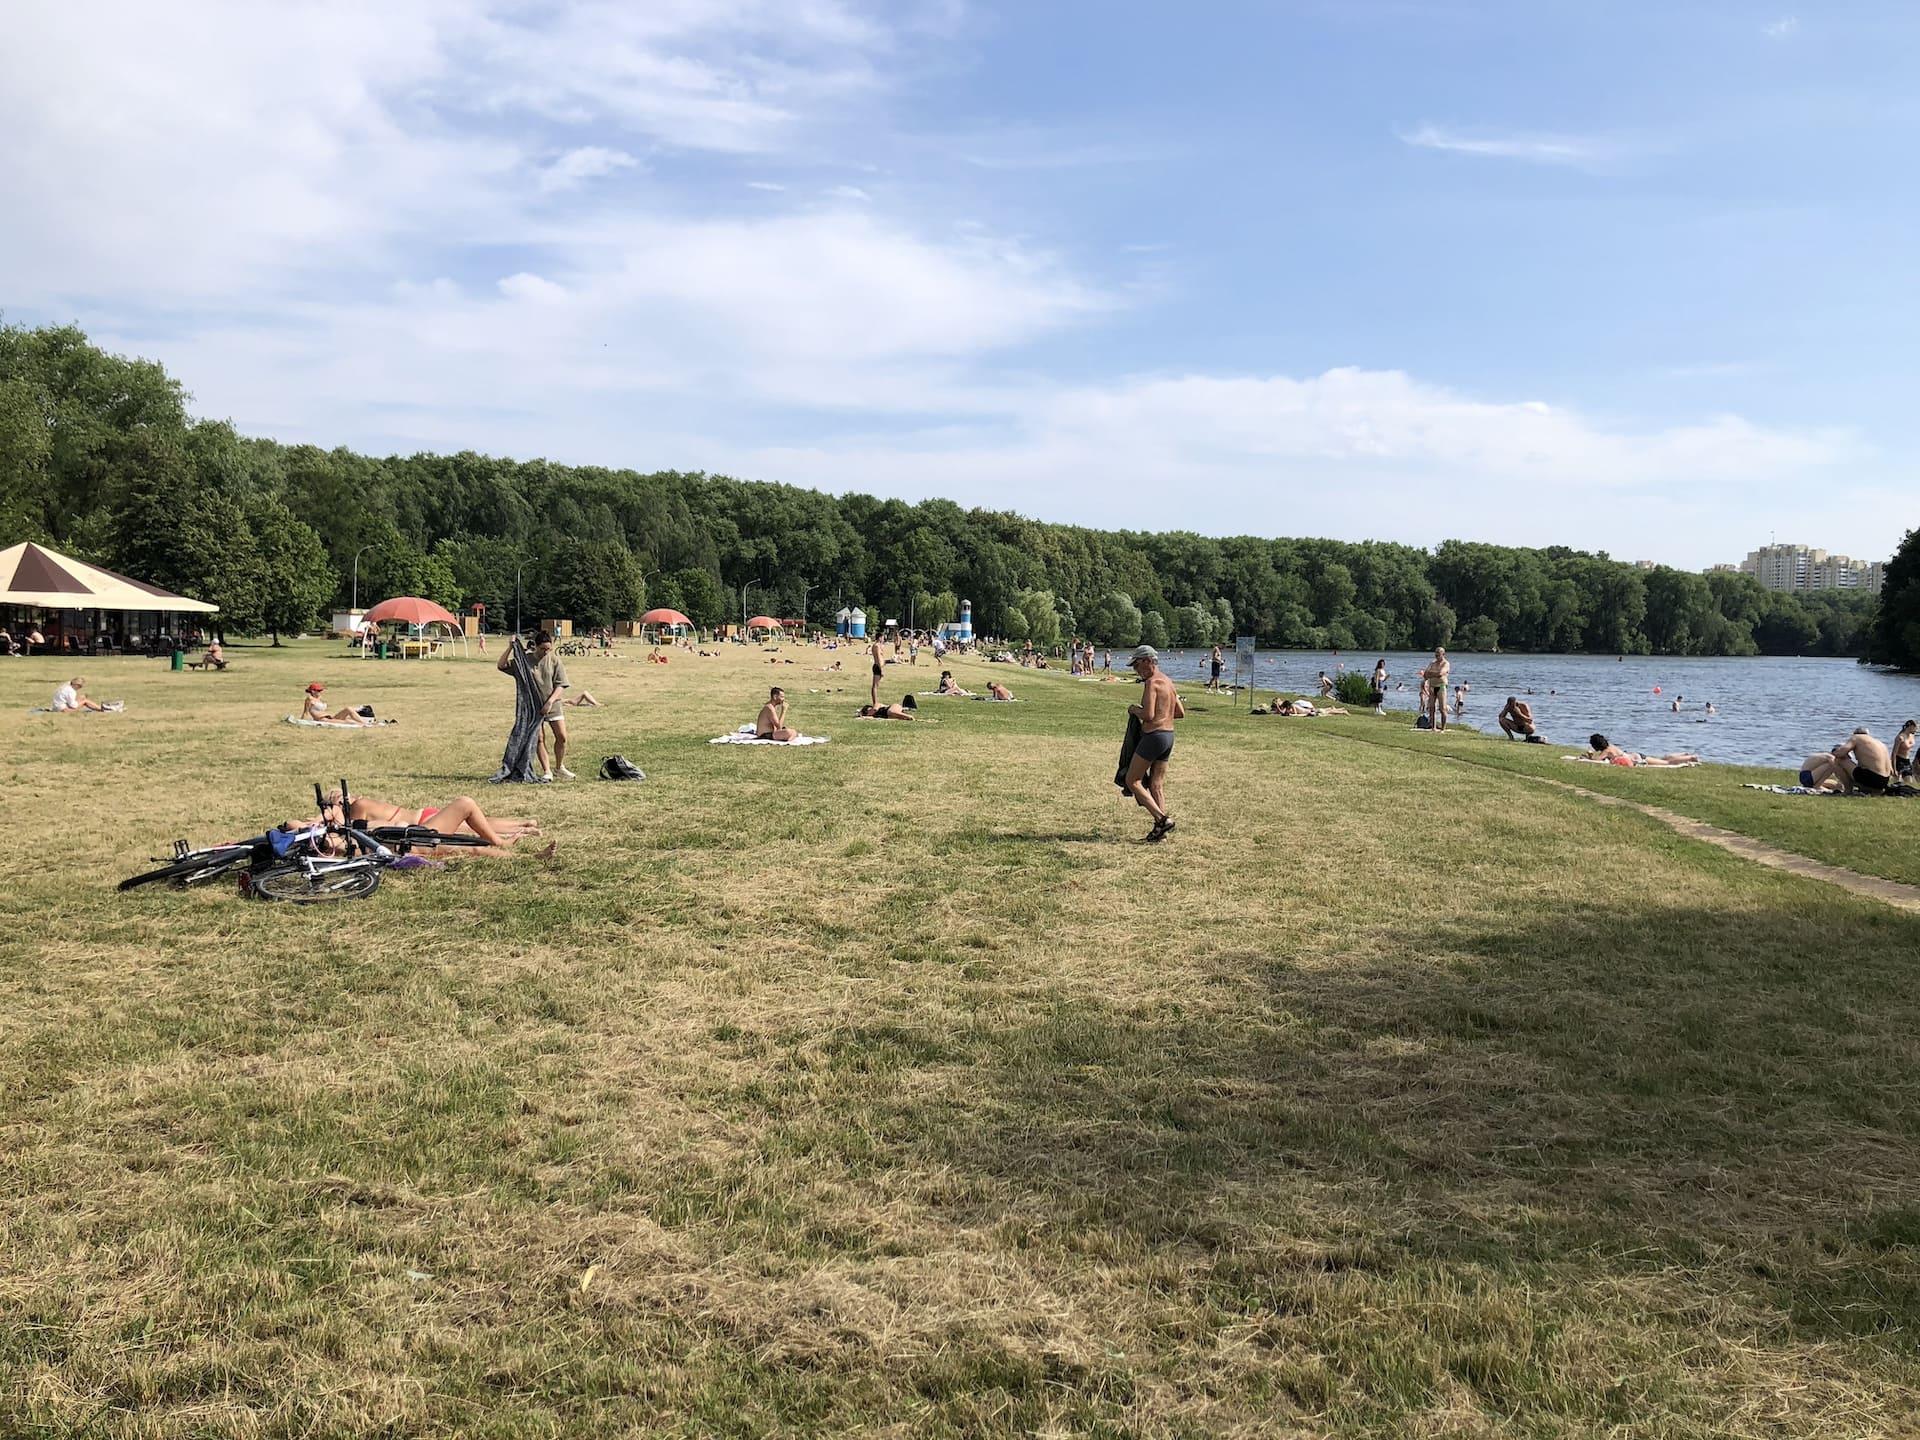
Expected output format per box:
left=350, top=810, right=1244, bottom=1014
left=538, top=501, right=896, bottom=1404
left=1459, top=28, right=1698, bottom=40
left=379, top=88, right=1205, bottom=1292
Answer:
left=170, top=649, right=185, bottom=671
left=377, top=640, right=390, bottom=660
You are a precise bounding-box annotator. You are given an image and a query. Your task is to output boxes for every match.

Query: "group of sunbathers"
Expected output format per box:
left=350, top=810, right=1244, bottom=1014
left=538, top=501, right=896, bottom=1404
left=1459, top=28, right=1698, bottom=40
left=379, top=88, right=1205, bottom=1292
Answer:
left=1796, top=721, right=1915, bottom=793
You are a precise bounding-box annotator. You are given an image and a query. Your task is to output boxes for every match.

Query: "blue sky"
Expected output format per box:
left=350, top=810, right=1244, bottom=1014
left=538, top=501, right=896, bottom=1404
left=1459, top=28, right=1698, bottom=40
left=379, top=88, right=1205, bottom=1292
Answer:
left=5, top=0, right=1915, bottom=566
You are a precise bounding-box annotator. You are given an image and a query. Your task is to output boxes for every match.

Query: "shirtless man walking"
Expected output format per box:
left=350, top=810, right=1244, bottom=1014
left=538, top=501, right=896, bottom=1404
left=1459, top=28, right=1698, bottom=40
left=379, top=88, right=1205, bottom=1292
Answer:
left=1122, top=645, right=1185, bottom=842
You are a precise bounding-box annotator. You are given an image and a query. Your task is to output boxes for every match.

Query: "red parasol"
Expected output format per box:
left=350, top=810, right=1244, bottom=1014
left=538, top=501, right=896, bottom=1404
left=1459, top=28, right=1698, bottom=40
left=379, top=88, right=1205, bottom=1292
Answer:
left=640, top=607, right=691, bottom=626
left=363, top=596, right=460, bottom=627
left=746, top=615, right=782, bottom=629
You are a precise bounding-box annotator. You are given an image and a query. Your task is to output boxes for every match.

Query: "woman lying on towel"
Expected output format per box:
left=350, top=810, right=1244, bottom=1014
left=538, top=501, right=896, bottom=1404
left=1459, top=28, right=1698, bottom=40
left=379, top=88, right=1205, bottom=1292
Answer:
left=858, top=702, right=916, bottom=720
left=1588, top=734, right=1700, bottom=767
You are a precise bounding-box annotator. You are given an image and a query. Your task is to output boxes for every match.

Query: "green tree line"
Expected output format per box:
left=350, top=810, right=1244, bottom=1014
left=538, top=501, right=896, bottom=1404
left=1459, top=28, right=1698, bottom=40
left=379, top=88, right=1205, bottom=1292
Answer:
left=0, top=323, right=1882, bottom=655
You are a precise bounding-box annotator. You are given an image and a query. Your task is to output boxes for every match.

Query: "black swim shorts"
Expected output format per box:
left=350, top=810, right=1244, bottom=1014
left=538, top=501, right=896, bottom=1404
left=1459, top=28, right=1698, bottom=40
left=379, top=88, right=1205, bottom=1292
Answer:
left=1134, top=729, right=1175, bottom=764
left=1856, top=768, right=1890, bottom=793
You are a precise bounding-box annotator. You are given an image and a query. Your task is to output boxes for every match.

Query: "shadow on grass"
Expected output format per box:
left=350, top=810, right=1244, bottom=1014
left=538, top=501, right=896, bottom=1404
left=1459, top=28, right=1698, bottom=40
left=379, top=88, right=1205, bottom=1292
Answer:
left=913, top=893, right=1920, bottom=1425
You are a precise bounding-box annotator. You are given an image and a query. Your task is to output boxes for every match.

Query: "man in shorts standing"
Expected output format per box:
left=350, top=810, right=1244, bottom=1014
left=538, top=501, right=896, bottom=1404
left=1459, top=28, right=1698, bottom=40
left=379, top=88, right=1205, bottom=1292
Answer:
left=1122, top=645, right=1185, bottom=842
left=1208, top=644, right=1223, bottom=692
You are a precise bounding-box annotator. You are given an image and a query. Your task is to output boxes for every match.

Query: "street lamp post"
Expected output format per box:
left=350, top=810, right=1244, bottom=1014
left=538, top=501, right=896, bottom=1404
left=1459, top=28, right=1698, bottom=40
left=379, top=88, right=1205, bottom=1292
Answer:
left=799, top=581, right=815, bottom=633
left=351, top=544, right=379, bottom=612
left=741, top=579, right=760, bottom=625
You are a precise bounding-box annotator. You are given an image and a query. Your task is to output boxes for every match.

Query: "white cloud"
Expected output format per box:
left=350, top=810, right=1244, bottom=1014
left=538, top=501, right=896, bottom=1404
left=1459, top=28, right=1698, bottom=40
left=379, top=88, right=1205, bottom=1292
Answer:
left=746, top=180, right=787, bottom=191
left=715, top=370, right=1861, bottom=563
left=539, top=146, right=640, bottom=192
left=1764, top=16, right=1799, bottom=38
left=826, top=184, right=872, bottom=201
left=1399, top=123, right=1624, bottom=170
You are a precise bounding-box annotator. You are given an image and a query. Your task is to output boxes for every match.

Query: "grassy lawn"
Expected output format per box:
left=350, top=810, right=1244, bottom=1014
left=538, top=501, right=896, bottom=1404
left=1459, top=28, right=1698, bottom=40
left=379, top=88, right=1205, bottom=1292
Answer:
left=1294, top=707, right=1920, bottom=888
left=4, top=641, right=1919, bottom=1438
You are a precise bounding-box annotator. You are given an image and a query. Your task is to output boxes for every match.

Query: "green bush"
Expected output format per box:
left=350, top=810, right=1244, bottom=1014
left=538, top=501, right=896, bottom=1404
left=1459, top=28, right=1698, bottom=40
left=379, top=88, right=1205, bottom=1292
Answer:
left=1334, top=670, right=1377, bottom=706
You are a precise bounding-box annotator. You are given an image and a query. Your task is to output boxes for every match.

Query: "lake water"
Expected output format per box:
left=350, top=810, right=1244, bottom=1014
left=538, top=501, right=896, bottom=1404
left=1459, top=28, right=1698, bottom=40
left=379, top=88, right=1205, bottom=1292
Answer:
left=1160, top=649, right=1920, bottom=769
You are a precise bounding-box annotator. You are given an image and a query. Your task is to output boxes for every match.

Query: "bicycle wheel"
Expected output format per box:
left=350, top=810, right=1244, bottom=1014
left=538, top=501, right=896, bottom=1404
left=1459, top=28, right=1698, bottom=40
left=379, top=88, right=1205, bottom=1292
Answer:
left=251, top=864, right=382, bottom=903
left=118, top=847, right=254, bottom=892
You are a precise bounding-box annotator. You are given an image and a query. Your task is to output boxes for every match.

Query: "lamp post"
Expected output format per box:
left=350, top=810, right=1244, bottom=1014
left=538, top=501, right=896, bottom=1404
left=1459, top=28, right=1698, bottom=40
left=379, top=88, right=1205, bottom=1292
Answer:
left=799, top=580, right=815, bottom=633
left=741, top=579, right=760, bottom=625
left=351, top=544, right=379, bottom=612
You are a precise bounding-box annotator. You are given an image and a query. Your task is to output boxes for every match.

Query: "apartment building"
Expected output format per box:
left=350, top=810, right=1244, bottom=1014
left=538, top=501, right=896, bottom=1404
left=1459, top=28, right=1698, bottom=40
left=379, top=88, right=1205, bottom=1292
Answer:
left=1735, top=544, right=1885, bottom=594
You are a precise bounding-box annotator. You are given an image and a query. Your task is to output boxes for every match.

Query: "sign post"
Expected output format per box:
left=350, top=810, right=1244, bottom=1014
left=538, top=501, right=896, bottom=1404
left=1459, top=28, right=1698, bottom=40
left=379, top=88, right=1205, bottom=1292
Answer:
left=1234, top=635, right=1257, bottom=710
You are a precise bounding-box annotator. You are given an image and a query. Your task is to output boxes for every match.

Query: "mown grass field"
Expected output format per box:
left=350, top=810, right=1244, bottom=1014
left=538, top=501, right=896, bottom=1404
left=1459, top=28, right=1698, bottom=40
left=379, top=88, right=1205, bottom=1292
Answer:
left=3, top=640, right=1918, bottom=1438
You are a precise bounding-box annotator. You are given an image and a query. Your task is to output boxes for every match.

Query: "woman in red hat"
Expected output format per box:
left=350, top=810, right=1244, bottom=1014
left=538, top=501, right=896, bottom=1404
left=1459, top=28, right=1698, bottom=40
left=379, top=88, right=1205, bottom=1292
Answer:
left=300, top=682, right=383, bottom=726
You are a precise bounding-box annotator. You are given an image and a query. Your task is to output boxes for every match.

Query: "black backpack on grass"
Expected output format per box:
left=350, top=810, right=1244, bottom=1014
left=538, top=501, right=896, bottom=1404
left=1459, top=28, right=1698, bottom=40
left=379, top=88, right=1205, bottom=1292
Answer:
left=599, top=755, right=645, bottom=781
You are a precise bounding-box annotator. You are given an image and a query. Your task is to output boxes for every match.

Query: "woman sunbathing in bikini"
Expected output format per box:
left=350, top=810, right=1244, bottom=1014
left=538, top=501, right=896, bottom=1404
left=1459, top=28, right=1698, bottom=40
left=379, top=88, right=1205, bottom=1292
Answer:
left=1587, top=734, right=1700, bottom=767
left=301, top=683, right=382, bottom=726
left=313, top=792, right=547, bottom=857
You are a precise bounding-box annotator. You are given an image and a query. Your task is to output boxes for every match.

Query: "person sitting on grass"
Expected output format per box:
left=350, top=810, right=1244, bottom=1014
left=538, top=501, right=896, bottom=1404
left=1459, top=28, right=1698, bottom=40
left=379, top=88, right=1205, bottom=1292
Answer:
left=1796, top=751, right=1847, bottom=792
left=936, top=670, right=971, bottom=696
left=756, top=686, right=798, bottom=741
left=301, top=682, right=381, bottom=726
left=1892, top=719, right=1917, bottom=781
left=53, top=677, right=117, bottom=712
left=1588, top=734, right=1700, bottom=767
left=563, top=689, right=602, bottom=707
left=857, top=702, right=915, bottom=720
left=1832, top=727, right=1894, bottom=793
left=987, top=680, right=1014, bottom=701
left=1498, top=696, right=1539, bottom=741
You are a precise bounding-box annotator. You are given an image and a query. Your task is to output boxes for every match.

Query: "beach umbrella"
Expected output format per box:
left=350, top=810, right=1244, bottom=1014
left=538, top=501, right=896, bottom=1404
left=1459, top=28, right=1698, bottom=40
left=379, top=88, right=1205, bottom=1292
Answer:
left=746, top=615, right=781, bottom=629
left=640, top=607, right=691, bottom=627
left=364, top=596, right=459, bottom=627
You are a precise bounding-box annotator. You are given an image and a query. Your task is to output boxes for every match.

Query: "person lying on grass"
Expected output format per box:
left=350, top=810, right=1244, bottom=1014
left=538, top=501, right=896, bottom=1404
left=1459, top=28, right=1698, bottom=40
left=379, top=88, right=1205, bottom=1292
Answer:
left=858, top=702, right=915, bottom=720
left=303, top=792, right=548, bottom=859
left=301, top=682, right=381, bottom=726
left=757, top=686, right=798, bottom=741
left=1588, top=734, right=1700, bottom=767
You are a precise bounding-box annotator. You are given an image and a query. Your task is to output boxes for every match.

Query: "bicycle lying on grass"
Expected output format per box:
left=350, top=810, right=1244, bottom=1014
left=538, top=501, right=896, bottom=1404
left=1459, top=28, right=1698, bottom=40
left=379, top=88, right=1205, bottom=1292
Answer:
left=119, top=778, right=486, bottom=902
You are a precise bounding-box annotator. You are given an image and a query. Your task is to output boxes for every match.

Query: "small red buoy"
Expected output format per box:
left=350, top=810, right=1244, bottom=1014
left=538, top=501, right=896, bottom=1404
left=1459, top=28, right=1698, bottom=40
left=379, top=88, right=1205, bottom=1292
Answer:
left=1652, top=686, right=1661, bottom=695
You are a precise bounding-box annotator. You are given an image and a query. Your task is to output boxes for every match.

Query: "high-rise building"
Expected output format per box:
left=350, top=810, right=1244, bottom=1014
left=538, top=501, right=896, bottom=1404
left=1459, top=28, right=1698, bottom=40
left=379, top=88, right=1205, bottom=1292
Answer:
left=1736, top=544, right=1884, bottom=594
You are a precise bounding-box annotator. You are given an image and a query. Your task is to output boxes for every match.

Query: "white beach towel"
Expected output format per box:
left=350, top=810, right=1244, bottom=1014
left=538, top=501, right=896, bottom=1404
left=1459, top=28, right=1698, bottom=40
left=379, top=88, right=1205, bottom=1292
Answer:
left=710, top=725, right=830, bottom=746
left=284, top=713, right=389, bottom=728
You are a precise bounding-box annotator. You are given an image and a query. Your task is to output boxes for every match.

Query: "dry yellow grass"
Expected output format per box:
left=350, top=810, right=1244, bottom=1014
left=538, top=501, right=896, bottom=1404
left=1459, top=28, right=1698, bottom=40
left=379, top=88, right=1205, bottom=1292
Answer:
left=2, top=640, right=1918, bottom=1437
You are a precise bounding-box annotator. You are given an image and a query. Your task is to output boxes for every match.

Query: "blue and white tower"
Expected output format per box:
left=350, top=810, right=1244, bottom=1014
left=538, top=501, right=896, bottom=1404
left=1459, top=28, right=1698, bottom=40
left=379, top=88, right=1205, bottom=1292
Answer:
left=835, top=606, right=852, bottom=638
left=848, top=606, right=867, bottom=638
left=955, top=599, right=973, bottom=644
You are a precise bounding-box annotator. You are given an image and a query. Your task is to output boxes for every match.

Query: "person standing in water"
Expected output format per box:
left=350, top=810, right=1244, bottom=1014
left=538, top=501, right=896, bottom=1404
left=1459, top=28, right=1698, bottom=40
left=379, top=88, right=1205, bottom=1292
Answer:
left=1121, top=645, right=1184, bottom=842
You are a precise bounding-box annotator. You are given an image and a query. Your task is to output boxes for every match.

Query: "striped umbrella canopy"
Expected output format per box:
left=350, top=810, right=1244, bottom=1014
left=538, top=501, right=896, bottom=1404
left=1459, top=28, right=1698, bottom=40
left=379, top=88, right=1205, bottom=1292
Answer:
left=0, top=541, right=217, bottom=612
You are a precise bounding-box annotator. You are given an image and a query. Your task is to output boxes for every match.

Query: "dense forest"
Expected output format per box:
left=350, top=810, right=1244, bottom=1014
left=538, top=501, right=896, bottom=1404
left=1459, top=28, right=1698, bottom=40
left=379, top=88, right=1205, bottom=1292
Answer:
left=0, top=323, right=1887, bottom=656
